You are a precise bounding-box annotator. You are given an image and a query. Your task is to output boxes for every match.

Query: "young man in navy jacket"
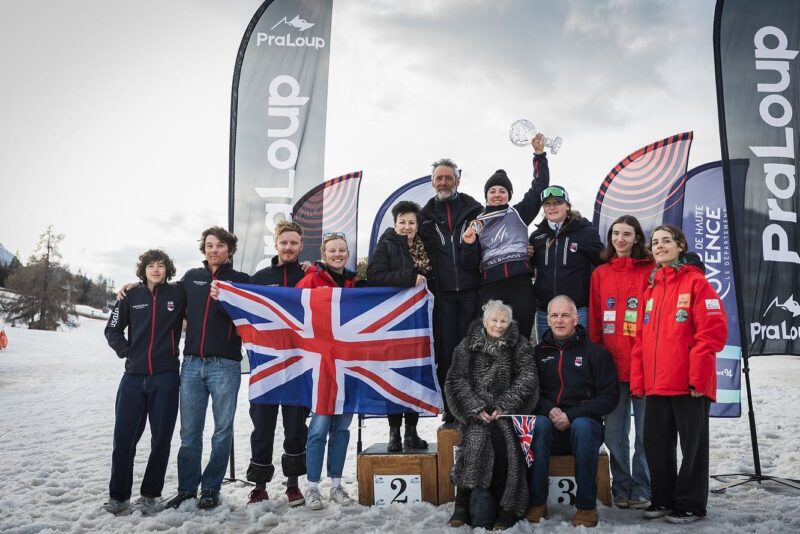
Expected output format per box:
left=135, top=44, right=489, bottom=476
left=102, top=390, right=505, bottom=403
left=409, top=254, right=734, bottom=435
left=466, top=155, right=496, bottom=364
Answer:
left=103, top=249, right=186, bottom=515
left=167, top=227, right=250, bottom=510
left=526, top=295, right=619, bottom=528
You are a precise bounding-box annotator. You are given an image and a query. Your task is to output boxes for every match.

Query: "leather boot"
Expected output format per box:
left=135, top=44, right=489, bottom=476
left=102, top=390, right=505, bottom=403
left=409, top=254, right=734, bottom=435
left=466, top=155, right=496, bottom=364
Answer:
left=403, top=424, right=428, bottom=449
left=448, top=487, right=471, bottom=527
left=387, top=426, right=402, bottom=452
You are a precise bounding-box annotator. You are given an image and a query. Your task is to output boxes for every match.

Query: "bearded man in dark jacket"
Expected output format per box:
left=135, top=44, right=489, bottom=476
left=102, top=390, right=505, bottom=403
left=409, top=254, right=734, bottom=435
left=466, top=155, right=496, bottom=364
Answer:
left=526, top=295, right=619, bottom=528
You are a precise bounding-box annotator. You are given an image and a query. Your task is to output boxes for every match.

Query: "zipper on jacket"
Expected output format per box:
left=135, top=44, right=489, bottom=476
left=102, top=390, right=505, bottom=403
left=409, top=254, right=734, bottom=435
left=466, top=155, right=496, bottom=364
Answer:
left=283, top=266, right=287, bottom=287
left=450, top=235, right=460, bottom=291
left=556, top=346, right=566, bottom=404
left=652, top=269, right=667, bottom=384
left=199, top=271, right=218, bottom=357
left=563, top=237, right=570, bottom=265
left=147, top=287, right=157, bottom=375
left=171, top=330, right=175, bottom=355
left=552, top=238, right=559, bottom=296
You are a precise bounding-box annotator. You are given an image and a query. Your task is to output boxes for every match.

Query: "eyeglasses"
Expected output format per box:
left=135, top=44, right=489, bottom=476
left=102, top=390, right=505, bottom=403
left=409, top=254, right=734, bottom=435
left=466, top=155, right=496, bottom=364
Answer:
left=322, top=232, right=346, bottom=240
left=540, top=186, right=568, bottom=201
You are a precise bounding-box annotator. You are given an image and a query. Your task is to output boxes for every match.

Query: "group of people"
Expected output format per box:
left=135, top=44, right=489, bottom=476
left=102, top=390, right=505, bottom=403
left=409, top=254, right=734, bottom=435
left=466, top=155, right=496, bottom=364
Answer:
left=102, top=133, right=728, bottom=530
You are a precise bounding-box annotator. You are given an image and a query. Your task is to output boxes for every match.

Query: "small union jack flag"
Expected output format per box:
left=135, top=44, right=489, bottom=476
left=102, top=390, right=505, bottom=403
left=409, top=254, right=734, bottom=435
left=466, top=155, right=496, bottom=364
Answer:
left=511, top=415, right=537, bottom=467
left=216, top=281, right=443, bottom=416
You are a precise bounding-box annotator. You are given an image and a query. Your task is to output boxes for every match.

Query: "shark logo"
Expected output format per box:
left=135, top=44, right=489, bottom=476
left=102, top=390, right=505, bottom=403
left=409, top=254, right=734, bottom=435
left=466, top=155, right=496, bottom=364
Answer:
left=271, top=15, right=315, bottom=32
left=763, top=295, right=800, bottom=318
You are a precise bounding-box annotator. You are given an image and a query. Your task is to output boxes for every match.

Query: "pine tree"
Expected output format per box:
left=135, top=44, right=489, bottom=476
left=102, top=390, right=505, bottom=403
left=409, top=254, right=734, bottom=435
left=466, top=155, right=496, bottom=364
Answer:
left=2, top=226, right=74, bottom=330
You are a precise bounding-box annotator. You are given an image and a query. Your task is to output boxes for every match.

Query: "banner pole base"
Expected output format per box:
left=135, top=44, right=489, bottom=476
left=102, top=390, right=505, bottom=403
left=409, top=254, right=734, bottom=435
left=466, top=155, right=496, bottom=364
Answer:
left=711, top=473, right=800, bottom=493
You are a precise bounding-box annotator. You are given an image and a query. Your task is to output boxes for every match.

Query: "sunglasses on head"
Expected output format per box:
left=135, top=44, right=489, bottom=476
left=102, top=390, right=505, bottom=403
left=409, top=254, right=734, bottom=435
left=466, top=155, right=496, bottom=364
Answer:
left=540, top=187, right=567, bottom=201
left=322, top=232, right=347, bottom=240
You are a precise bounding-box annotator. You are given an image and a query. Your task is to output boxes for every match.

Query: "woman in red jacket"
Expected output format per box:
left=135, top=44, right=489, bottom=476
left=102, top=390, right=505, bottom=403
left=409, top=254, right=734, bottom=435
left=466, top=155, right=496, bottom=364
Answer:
left=588, top=215, right=654, bottom=510
left=630, top=224, right=727, bottom=524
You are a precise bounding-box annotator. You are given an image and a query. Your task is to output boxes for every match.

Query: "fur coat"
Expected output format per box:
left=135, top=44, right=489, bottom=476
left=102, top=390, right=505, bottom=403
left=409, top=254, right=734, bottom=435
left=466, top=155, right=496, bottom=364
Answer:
left=444, top=319, right=539, bottom=516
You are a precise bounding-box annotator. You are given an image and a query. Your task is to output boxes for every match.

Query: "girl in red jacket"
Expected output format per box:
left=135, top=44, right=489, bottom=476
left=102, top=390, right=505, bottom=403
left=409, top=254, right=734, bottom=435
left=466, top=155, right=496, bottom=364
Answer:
left=630, top=225, right=727, bottom=524
left=589, top=215, right=654, bottom=510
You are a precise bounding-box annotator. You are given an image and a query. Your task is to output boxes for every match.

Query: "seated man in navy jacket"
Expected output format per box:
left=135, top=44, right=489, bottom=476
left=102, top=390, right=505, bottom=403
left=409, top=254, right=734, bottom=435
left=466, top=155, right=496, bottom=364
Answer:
left=527, top=295, right=619, bottom=528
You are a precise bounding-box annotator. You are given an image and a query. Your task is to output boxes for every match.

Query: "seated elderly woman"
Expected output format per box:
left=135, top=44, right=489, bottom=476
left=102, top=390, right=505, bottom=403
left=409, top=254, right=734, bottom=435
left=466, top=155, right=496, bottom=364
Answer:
left=445, top=300, right=539, bottom=530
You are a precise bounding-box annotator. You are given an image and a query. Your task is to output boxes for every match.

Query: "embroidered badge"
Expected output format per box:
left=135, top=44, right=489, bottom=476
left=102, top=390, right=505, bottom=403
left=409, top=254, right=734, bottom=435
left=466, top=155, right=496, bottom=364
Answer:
left=705, top=299, right=721, bottom=310
left=603, top=323, right=615, bottom=334
left=574, top=356, right=583, bottom=367
left=623, top=322, right=637, bottom=336
left=607, top=297, right=616, bottom=309
left=675, top=309, right=689, bottom=322
left=570, top=242, right=578, bottom=252
left=624, top=310, right=637, bottom=322
left=603, top=310, right=616, bottom=322
left=677, top=293, right=691, bottom=308
left=645, top=299, right=653, bottom=312
left=167, top=301, right=175, bottom=312
left=627, top=297, right=639, bottom=309
left=644, top=312, right=650, bottom=325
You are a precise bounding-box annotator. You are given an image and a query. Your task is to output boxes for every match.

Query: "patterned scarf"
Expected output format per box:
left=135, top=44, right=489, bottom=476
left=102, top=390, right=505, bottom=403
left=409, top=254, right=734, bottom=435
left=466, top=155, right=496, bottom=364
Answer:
left=408, top=235, right=431, bottom=275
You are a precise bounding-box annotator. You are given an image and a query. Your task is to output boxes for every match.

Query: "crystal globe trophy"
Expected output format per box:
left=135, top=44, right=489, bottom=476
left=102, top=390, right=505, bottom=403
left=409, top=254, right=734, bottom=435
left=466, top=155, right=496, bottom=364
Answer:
left=509, top=119, right=563, bottom=154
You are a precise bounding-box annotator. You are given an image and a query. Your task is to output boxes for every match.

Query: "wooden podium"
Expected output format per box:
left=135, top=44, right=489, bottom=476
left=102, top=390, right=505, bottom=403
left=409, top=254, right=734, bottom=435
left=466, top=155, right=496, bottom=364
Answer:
left=357, top=443, right=439, bottom=506
left=436, top=424, right=461, bottom=503
left=548, top=451, right=612, bottom=507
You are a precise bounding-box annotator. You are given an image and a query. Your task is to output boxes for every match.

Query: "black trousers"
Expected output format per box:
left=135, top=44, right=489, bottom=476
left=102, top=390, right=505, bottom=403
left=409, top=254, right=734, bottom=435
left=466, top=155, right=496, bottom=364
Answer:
left=435, top=289, right=480, bottom=410
left=248, top=403, right=309, bottom=483
left=643, top=395, right=710, bottom=516
left=387, top=412, right=420, bottom=428
left=480, top=274, right=537, bottom=341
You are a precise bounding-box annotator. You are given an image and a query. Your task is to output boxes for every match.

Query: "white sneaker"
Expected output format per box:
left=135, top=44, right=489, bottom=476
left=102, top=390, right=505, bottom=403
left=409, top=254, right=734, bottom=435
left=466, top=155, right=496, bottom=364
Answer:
left=614, top=497, right=630, bottom=509
left=102, top=498, right=130, bottom=514
left=628, top=497, right=651, bottom=510
left=305, top=487, right=324, bottom=510
left=132, top=496, right=163, bottom=514
left=329, top=486, right=354, bottom=505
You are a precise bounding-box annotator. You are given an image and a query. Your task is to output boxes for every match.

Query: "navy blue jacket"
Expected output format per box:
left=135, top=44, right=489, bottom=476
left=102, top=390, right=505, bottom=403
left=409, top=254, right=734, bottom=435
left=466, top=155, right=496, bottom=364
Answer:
left=105, top=282, right=186, bottom=375
left=529, top=213, right=603, bottom=310
left=419, top=192, right=483, bottom=293
left=181, top=261, right=250, bottom=360
left=533, top=325, right=619, bottom=423
left=251, top=256, right=305, bottom=287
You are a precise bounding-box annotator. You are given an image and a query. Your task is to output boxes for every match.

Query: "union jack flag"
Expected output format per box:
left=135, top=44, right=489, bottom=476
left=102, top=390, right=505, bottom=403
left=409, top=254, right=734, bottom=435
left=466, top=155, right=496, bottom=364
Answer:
left=216, top=281, right=443, bottom=416
left=511, top=415, right=537, bottom=467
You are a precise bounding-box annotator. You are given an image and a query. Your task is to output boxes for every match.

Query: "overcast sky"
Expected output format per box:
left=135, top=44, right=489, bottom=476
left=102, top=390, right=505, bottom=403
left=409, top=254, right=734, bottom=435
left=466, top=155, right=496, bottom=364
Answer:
left=1, top=0, right=720, bottom=287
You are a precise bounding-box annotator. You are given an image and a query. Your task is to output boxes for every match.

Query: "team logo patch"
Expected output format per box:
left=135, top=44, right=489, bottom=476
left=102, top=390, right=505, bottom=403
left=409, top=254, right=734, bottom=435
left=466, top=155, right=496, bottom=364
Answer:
left=705, top=299, right=721, bottom=310
left=570, top=242, right=578, bottom=252
left=167, top=301, right=175, bottom=312
left=675, top=309, right=689, bottom=322
left=603, top=323, right=615, bottom=334
left=603, top=310, right=616, bottom=322
left=644, top=312, right=650, bottom=325
left=624, top=310, right=637, bottom=322
left=677, top=293, right=691, bottom=308
left=607, top=297, right=616, bottom=309
left=627, top=297, right=639, bottom=309
left=623, top=322, right=637, bottom=336
left=645, top=299, right=653, bottom=312
left=574, top=356, right=583, bottom=367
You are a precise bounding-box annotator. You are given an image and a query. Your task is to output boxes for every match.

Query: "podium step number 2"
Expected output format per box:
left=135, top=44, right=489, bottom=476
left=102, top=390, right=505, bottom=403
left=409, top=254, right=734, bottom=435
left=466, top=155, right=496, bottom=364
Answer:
left=373, top=475, right=422, bottom=507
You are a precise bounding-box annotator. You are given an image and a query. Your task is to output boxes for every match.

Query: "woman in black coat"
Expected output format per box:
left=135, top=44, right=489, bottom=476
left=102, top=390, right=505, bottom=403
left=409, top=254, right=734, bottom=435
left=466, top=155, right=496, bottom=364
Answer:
left=367, top=200, right=433, bottom=452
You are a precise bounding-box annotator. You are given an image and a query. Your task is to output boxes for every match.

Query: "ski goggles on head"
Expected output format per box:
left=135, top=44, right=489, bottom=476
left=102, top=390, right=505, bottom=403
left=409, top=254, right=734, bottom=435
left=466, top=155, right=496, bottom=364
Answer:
left=540, top=186, right=569, bottom=203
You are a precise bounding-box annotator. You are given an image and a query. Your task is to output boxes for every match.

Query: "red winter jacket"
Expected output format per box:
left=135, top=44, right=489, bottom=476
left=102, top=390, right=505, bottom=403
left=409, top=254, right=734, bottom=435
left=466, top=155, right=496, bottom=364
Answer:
left=295, top=262, right=361, bottom=289
left=630, top=263, right=727, bottom=401
left=589, top=256, right=655, bottom=381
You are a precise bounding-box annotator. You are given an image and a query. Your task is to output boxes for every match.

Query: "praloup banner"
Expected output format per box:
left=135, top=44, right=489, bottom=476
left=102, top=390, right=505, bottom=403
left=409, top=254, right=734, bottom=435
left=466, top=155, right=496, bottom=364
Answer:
left=229, top=0, right=333, bottom=274
left=715, top=0, right=800, bottom=356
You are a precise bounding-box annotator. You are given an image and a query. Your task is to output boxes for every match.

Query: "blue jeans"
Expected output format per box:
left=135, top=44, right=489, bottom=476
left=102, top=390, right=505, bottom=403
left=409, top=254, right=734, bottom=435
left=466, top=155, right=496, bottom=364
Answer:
left=176, top=356, right=241, bottom=493
left=109, top=372, right=179, bottom=500
left=604, top=381, right=650, bottom=500
left=534, top=306, right=588, bottom=343
left=306, top=413, right=353, bottom=482
left=529, top=415, right=603, bottom=510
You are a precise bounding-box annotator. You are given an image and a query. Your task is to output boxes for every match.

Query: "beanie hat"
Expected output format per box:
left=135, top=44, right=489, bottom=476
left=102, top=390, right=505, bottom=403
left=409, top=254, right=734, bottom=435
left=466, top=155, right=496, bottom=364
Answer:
left=484, top=169, right=513, bottom=200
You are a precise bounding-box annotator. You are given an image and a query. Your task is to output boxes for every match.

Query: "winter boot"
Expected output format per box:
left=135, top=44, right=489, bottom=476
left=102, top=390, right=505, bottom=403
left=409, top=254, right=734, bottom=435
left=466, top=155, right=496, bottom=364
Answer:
left=403, top=425, right=428, bottom=449
left=387, top=426, right=402, bottom=452
left=448, top=487, right=471, bottom=527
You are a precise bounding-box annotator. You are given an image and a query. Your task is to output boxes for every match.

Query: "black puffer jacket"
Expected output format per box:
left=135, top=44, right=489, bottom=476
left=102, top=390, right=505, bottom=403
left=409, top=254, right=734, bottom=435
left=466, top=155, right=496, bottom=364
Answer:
left=529, top=212, right=603, bottom=310
left=251, top=256, right=305, bottom=287
left=367, top=228, right=431, bottom=288
left=105, top=282, right=186, bottom=375
left=534, top=325, right=619, bottom=423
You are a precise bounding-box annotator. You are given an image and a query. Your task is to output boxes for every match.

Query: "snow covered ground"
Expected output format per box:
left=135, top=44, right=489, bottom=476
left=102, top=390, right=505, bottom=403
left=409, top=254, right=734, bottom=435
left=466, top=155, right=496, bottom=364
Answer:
left=0, top=318, right=798, bottom=533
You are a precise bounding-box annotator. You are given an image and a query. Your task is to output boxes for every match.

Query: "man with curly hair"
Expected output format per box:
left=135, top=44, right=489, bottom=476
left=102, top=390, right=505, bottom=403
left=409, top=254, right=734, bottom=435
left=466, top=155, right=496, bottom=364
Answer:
left=103, top=249, right=186, bottom=515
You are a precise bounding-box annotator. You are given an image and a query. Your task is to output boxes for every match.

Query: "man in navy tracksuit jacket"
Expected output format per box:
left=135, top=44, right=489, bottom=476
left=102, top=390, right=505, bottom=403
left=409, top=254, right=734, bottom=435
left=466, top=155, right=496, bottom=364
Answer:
left=419, top=157, right=483, bottom=421
left=243, top=221, right=309, bottom=507
left=168, top=227, right=250, bottom=510
left=103, top=249, right=186, bottom=515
